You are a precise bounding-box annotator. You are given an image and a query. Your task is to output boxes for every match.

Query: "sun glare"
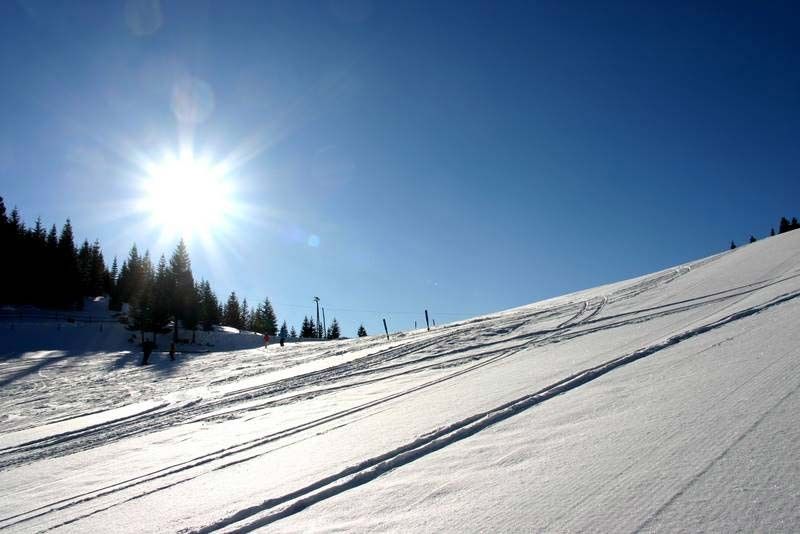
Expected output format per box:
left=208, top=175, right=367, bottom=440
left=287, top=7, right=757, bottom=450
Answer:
left=141, top=154, right=234, bottom=240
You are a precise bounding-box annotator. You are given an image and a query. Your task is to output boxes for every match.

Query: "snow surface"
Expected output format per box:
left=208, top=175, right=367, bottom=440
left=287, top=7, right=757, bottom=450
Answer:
left=1, top=231, right=800, bottom=532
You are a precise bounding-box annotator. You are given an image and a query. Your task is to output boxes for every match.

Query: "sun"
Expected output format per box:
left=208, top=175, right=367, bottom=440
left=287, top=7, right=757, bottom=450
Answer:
left=140, top=154, right=234, bottom=240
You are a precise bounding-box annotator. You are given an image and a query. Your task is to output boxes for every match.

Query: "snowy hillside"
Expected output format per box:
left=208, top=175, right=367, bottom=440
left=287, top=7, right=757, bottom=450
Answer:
left=1, top=231, right=800, bottom=532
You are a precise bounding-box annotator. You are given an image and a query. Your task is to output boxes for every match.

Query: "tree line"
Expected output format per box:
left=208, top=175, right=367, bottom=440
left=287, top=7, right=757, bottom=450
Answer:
left=0, top=196, right=350, bottom=342
left=730, top=215, right=799, bottom=249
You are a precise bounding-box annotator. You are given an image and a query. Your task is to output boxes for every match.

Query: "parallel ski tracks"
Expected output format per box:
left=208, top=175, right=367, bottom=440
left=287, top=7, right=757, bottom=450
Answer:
left=0, top=265, right=694, bottom=473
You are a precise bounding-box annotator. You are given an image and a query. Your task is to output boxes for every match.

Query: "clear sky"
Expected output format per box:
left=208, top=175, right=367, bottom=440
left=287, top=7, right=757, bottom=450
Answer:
left=1, top=0, right=798, bottom=337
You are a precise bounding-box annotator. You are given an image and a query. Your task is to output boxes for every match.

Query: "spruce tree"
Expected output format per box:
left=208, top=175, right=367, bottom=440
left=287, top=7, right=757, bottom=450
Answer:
left=241, top=298, right=250, bottom=330
left=279, top=321, right=288, bottom=340
left=290, top=325, right=297, bottom=339
left=730, top=240, right=737, bottom=250
left=792, top=217, right=799, bottom=230
left=57, top=219, right=80, bottom=307
left=779, top=217, right=790, bottom=234
left=28, top=216, right=47, bottom=305
left=169, top=239, right=194, bottom=342
left=78, top=239, right=92, bottom=296
left=150, top=255, right=172, bottom=343
left=771, top=228, right=776, bottom=237
left=260, top=297, right=278, bottom=335
left=201, top=280, right=221, bottom=330
left=357, top=324, right=368, bottom=337
left=183, top=282, right=201, bottom=343
left=118, top=244, right=142, bottom=304
left=109, top=257, right=122, bottom=310
left=89, top=239, right=106, bottom=297
left=749, top=235, right=757, bottom=244
left=301, top=316, right=315, bottom=338
left=223, top=291, right=242, bottom=328
left=327, top=318, right=341, bottom=339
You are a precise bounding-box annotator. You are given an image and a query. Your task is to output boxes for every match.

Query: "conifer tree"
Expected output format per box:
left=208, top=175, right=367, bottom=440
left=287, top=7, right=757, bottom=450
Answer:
left=779, top=217, right=790, bottom=234
left=118, top=244, right=142, bottom=304
left=28, top=216, right=47, bottom=305
left=150, top=255, right=172, bottom=343
left=730, top=240, right=737, bottom=250
left=89, top=239, right=106, bottom=296
left=357, top=324, right=368, bottom=337
left=78, top=239, right=92, bottom=296
left=199, top=280, right=220, bottom=331
left=749, top=235, right=757, bottom=244
left=771, top=228, right=776, bottom=237
left=241, top=298, right=250, bottom=330
left=57, top=219, right=80, bottom=307
left=290, top=325, right=297, bottom=339
left=327, top=318, right=341, bottom=340
left=109, top=257, right=122, bottom=310
left=259, top=297, right=278, bottom=335
left=223, top=291, right=242, bottom=328
left=279, top=321, right=288, bottom=340
left=301, top=316, right=316, bottom=338
left=183, top=282, right=201, bottom=343
left=169, top=239, right=194, bottom=342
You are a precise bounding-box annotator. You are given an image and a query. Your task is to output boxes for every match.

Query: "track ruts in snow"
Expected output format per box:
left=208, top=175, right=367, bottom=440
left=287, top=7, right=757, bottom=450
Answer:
left=0, top=264, right=699, bottom=472
left=190, top=286, right=800, bottom=533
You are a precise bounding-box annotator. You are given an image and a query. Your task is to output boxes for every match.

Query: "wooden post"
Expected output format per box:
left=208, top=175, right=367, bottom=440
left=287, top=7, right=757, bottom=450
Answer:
left=383, top=318, right=389, bottom=340
left=425, top=309, right=430, bottom=331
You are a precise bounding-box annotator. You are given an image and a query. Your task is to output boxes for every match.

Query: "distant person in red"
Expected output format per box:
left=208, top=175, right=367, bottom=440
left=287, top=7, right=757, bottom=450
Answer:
left=263, top=334, right=270, bottom=347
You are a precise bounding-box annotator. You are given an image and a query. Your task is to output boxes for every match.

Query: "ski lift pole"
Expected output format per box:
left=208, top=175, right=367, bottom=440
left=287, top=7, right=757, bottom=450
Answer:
left=425, top=309, right=430, bottom=331
left=383, top=318, right=390, bottom=341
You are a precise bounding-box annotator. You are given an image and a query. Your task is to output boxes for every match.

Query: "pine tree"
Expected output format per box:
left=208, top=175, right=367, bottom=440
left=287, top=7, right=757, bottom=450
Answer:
left=241, top=298, right=251, bottom=331
left=57, top=219, right=80, bottom=308
left=779, top=217, right=790, bottom=234
left=89, top=239, right=106, bottom=296
left=169, top=239, right=194, bottom=342
left=771, top=228, right=776, bottom=237
left=749, top=235, right=757, bottom=244
left=199, top=280, right=220, bottom=331
left=183, top=282, right=201, bottom=343
left=730, top=240, right=737, bottom=250
left=357, top=324, right=368, bottom=337
left=28, top=216, right=47, bottom=305
left=109, top=257, right=122, bottom=310
left=118, top=244, right=142, bottom=304
left=78, top=239, right=92, bottom=296
left=279, top=321, right=288, bottom=340
left=301, top=316, right=316, bottom=338
left=792, top=217, right=800, bottom=230
left=327, top=318, right=341, bottom=340
left=260, top=297, right=278, bottom=335
left=150, top=255, right=172, bottom=342
left=223, top=291, right=242, bottom=328
left=290, top=325, right=297, bottom=339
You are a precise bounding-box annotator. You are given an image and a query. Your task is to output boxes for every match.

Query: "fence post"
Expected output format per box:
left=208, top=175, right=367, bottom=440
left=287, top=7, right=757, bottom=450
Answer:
left=425, top=309, right=430, bottom=331
left=382, top=318, right=389, bottom=341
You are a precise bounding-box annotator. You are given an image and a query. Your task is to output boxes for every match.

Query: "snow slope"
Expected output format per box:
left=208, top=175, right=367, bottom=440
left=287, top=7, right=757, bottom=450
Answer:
left=1, top=231, right=799, bottom=532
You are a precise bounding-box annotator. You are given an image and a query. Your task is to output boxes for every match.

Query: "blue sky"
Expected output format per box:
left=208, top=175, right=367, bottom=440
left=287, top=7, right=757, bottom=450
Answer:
left=1, top=0, right=798, bottom=336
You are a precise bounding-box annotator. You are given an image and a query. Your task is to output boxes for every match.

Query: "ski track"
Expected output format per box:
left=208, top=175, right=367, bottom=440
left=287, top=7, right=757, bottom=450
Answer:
left=3, top=264, right=791, bottom=478
left=9, top=261, right=775, bottom=531
left=0, top=294, right=608, bottom=530
left=0, top=264, right=713, bottom=531
left=188, top=286, right=800, bottom=533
